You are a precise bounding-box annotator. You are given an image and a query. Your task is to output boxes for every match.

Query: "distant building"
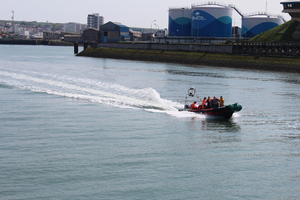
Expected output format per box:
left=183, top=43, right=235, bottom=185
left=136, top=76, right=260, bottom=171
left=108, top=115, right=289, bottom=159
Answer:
left=31, top=32, right=44, bottom=40
left=99, top=22, right=121, bottom=43
left=130, top=27, right=165, bottom=40
left=241, top=14, right=284, bottom=38
left=129, top=30, right=142, bottom=41
left=130, top=27, right=156, bottom=34
left=64, top=23, right=87, bottom=34
left=114, top=22, right=130, bottom=41
left=281, top=0, right=300, bottom=21
left=87, top=13, right=104, bottom=30
left=155, top=30, right=167, bottom=37
left=141, top=32, right=154, bottom=41
left=63, top=33, right=82, bottom=43
left=168, top=4, right=233, bottom=38
left=82, top=28, right=100, bottom=44
left=99, top=22, right=130, bottom=42
left=24, top=31, right=30, bottom=39
left=43, top=31, right=62, bottom=40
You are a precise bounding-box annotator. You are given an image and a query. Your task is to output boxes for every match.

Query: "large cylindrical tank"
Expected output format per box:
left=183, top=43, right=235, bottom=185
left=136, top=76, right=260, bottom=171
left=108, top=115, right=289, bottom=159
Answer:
left=191, top=4, right=233, bottom=37
left=242, top=15, right=284, bottom=38
left=168, top=8, right=192, bottom=36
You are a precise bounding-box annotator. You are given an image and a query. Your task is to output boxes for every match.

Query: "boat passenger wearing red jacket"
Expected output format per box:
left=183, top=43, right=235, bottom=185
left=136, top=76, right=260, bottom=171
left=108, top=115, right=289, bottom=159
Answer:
left=191, top=101, right=198, bottom=110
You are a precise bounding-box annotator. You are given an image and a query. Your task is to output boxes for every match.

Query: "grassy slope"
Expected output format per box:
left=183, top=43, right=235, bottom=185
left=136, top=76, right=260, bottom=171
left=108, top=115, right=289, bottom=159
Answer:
left=78, top=47, right=300, bottom=73
left=251, top=20, right=299, bottom=42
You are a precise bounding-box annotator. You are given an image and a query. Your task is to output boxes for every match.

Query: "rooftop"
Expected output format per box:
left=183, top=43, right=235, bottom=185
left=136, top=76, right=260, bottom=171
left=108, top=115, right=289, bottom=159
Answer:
left=281, top=0, right=300, bottom=3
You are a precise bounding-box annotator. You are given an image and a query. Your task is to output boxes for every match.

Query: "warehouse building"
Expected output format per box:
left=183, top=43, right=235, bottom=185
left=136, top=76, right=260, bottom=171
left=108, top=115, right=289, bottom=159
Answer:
left=99, top=22, right=130, bottom=43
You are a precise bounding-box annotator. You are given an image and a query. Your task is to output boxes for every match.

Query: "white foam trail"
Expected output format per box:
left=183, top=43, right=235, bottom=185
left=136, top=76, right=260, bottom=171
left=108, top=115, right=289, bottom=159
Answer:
left=0, top=71, right=177, bottom=110
left=1, top=69, right=181, bottom=108
left=233, top=113, right=240, bottom=118
left=0, top=69, right=205, bottom=119
left=35, top=71, right=180, bottom=107
left=166, top=110, right=206, bottom=119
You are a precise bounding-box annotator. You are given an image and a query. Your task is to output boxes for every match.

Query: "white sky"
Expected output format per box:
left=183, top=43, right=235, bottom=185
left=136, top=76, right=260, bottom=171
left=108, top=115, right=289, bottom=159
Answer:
left=0, top=0, right=290, bottom=28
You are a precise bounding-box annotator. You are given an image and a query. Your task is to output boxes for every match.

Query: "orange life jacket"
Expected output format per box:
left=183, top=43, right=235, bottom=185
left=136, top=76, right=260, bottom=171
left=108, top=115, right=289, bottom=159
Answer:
left=220, top=98, right=224, bottom=107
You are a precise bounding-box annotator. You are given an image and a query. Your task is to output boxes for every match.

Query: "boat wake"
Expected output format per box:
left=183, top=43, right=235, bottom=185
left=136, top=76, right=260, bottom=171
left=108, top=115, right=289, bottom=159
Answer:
left=0, top=69, right=205, bottom=119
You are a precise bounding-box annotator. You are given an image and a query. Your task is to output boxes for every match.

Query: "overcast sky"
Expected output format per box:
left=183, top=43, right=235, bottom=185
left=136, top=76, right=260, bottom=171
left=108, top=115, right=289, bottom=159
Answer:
left=0, top=0, right=290, bottom=28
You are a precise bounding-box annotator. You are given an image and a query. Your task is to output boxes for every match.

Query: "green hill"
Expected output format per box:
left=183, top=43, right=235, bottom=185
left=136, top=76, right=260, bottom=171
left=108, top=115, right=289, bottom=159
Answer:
left=251, top=20, right=300, bottom=42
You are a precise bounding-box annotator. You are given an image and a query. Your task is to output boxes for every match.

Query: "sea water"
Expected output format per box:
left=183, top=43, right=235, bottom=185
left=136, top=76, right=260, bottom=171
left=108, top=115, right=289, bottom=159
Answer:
left=0, top=45, right=299, bottom=200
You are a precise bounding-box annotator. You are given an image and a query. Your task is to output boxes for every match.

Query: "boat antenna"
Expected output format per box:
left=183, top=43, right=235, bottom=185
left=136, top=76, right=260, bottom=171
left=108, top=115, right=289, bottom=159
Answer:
left=188, top=88, right=196, bottom=97
left=185, top=88, right=196, bottom=105
left=11, top=10, right=15, bottom=34
left=265, top=0, right=268, bottom=14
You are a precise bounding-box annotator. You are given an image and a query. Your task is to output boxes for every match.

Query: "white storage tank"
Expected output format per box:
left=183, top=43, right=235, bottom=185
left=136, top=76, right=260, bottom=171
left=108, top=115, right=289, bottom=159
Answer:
left=191, top=4, right=233, bottom=37
left=168, top=8, right=192, bottom=36
left=242, top=14, right=284, bottom=38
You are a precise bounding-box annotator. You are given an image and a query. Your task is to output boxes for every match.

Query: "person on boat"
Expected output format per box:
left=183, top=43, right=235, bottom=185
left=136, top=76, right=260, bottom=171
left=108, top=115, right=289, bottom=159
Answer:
left=212, top=97, right=217, bottom=108
left=201, top=97, right=207, bottom=109
left=191, top=101, right=198, bottom=110
left=211, top=96, right=220, bottom=108
left=220, top=96, right=224, bottom=107
left=206, top=97, right=211, bottom=108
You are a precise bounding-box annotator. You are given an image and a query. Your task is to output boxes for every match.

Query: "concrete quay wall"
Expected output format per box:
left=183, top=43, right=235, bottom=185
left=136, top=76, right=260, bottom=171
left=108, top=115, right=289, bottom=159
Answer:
left=96, top=42, right=300, bottom=57
left=78, top=47, right=300, bottom=73
left=97, top=43, right=233, bottom=54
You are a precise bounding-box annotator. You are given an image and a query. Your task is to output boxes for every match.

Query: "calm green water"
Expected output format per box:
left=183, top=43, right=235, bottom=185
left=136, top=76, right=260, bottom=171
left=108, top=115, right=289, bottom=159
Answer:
left=0, top=45, right=299, bottom=200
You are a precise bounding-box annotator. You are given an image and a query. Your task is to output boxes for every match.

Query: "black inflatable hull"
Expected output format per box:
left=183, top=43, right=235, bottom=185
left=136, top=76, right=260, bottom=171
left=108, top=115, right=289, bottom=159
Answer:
left=179, top=103, right=242, bottom=120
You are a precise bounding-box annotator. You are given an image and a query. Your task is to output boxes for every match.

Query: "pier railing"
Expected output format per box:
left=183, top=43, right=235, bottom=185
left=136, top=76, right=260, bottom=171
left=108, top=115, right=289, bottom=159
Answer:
left=96, top=41, right=300, bottom=58
left=232, top=42, right=300, bottom=57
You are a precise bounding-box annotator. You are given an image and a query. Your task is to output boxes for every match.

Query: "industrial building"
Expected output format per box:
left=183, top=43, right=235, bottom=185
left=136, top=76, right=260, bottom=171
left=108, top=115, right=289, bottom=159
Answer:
left=242, top=14, right=284, bottom=38
left=169, top=8, right=192, bottom=36
left=116, top=23, right=130, bottom=41
left=82, top=28, right=100, bottom=44
left=191, top=4, right=233, bottom=37
left=169, top=3, right=233, bottom=38
left=99, top=22, right=130, bottom=43
left=87, top=13, right=104, bottom=30
left=168, top=2, right=285, bottom=39
left=281, top=0, right=300, bottom=21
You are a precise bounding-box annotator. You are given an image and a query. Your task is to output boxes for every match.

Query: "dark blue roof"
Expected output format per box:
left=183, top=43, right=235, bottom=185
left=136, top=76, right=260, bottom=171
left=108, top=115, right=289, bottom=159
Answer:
left=281, top=0, right=300, bottom=4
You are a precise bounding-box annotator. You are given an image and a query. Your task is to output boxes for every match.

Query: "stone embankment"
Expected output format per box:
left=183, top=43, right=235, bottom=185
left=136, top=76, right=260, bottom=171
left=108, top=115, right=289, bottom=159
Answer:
left=78, top=47, right=300, bottom=73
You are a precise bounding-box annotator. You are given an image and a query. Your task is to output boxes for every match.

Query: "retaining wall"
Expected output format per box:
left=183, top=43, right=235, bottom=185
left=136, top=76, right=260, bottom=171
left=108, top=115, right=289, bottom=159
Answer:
left=97, top=43, right=233, bottom=54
